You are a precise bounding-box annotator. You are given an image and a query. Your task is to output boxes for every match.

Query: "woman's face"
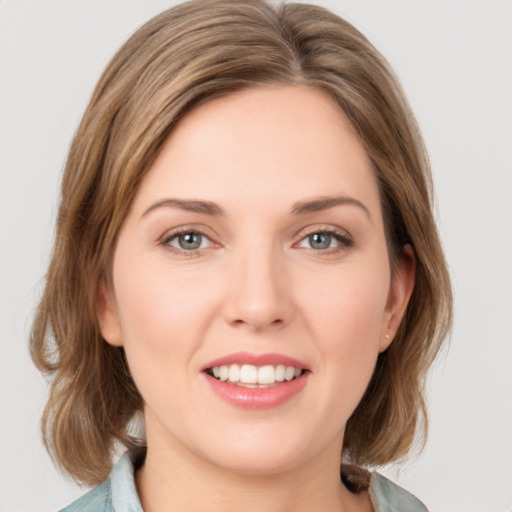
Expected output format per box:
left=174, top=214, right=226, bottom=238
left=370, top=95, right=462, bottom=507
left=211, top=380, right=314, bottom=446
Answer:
left=98, top=85, right=413, bottom=474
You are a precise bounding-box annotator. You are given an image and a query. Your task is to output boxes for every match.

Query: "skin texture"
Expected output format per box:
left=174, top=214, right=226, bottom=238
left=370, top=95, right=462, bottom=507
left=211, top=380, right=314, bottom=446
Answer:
left=98, top=85, right=414, bottom=512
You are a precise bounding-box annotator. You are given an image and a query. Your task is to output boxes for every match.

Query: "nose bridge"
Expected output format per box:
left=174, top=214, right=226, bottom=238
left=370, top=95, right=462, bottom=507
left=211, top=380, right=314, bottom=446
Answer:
left=223, top=235, right=292, bottom=330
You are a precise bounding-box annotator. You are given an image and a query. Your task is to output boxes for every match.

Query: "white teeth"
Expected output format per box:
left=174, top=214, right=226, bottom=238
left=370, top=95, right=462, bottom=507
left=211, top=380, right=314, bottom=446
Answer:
left=210, top=363, right=303, bottom=385
left=228, top=364, right=240, bottom=382
left=219, top=365, right=229, bottom=381
left=240, top=364, right=257, bottom=384
left=284, top=366, right=295, bottom=381
left=257, top=365, right=275, bottom=384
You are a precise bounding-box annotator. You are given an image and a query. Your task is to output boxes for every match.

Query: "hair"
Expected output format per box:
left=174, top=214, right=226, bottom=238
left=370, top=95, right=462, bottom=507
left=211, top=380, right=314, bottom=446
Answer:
left=30, top=0, right=452, bottom=486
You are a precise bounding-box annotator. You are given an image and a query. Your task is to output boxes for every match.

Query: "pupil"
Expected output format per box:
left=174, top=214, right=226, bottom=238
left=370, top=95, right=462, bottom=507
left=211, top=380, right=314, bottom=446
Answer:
left=179, top=232, right=201, bottom=250
left=309, top=233, right=331, bottom=250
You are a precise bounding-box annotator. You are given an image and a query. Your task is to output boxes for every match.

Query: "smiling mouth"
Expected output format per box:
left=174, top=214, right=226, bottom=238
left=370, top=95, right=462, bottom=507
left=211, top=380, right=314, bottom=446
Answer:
left=205, top=364, right=305, bottom=388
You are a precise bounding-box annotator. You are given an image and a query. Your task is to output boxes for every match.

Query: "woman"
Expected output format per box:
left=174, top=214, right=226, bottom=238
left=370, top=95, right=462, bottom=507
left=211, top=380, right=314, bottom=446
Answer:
left=30, top=1, right=452, bottom=510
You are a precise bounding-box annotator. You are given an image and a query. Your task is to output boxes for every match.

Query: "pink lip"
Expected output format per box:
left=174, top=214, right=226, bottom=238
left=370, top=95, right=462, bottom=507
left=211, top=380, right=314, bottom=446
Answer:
left=200, top=351, right=310, bottom=409
left=201, top=351, right=310, bottom=371
left=203, top=372, right=309, bottom=409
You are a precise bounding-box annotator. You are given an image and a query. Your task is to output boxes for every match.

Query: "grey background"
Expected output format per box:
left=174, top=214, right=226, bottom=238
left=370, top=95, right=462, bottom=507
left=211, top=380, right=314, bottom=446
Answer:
left=1, top=1, right=511, bottom=511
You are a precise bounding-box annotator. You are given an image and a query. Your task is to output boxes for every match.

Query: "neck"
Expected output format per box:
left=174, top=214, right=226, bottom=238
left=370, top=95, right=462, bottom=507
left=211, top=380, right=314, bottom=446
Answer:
left=136, top=425, right=370, bottom=512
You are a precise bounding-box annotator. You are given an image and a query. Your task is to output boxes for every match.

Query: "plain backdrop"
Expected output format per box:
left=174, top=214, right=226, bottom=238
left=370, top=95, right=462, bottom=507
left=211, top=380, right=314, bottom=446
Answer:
left=1, top=1, right=511, bottom=511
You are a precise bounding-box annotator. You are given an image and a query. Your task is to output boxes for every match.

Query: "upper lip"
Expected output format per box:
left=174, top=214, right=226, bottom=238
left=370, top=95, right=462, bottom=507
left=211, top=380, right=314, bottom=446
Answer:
left=201, top=351, right=310, bottom=372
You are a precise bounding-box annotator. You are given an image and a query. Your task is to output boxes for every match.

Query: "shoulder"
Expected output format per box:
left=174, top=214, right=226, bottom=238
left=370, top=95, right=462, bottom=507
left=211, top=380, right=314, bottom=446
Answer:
left=369, top=472, right=428, bottom=512
left=58, top=451, right=143, bottom=512
left=341, top=464, right=428, bottom=512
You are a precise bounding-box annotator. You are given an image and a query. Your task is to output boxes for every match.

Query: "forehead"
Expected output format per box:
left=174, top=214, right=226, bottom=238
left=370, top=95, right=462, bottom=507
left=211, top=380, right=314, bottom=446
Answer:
left=131, top=85, right=381, bottom=219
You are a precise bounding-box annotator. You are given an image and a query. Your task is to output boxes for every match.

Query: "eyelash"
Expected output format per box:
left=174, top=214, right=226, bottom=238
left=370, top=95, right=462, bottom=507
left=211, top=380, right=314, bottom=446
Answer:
left=160, top=226, right=353, bottom=257
left=297, top=228, right=353, bottom=255
left=160, top=227, right=215, bottom=258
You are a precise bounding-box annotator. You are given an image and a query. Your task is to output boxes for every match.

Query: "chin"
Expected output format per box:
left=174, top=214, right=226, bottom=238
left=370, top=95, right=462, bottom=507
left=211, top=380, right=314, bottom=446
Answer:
left=193, top=425, right=318, bottom=476
left=209, top=447, right=306, bottom=476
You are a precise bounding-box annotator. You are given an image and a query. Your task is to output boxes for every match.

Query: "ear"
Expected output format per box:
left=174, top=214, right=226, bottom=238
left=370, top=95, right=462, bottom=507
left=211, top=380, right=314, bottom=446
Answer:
left=96, top=278, right=123, bottom=347
left=379, top=244, right=416, bottom=352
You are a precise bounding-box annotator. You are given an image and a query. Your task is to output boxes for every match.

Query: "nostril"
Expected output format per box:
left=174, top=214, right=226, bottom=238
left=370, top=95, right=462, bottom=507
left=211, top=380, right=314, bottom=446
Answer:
left=230, top=317, right=285, bottom=329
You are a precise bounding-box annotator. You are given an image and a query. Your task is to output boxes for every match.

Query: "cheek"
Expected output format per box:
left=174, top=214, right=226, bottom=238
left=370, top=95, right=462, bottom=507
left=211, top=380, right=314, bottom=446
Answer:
left=300, top=263, right=390, bottom=398
left=112, top=252, right=220, bottom=360
left=111, top=259, right=217, bottom=421
left=301, top=263, right=390, bottom=343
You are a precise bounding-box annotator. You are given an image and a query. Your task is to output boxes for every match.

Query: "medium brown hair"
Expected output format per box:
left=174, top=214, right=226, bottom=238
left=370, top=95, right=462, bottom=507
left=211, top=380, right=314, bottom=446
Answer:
left=31, top=0, right=452, bottom=485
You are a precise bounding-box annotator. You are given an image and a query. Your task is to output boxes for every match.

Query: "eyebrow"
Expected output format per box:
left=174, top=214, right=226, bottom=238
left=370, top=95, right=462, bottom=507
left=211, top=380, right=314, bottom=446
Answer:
left=141, top=194, right=371, bottom=221
left=291, top=195, right=372, bottom=221
left=142, top=198, right=224, bottom=217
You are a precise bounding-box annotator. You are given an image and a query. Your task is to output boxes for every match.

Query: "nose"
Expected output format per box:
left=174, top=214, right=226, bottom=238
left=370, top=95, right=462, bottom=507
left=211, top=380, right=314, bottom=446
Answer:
left=221, top=243, right=295, bottom=332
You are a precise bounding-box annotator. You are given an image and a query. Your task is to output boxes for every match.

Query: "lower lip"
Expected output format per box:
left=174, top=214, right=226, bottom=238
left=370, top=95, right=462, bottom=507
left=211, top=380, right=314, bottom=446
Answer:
left=203, top=373, right=309, bottom=409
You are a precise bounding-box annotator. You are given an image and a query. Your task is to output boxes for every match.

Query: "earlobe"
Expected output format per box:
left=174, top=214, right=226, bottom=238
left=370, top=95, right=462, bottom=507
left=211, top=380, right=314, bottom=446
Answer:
left=96, top=278, right=123, bottom=347
left=379, top=245, right=416, bottom=352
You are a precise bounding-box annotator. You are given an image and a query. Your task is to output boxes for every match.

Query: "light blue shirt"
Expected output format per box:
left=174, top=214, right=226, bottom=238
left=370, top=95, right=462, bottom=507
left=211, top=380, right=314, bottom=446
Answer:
left=60, top=451, right=428, bottom=512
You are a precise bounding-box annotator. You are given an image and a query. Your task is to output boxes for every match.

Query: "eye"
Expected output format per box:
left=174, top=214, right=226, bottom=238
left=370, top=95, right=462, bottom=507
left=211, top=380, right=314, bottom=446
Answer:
left=163, top=230, right=212, bottom=251
left=305, top=232, right=333, bottom=250
left=297, top=230, right=353, bottom=252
